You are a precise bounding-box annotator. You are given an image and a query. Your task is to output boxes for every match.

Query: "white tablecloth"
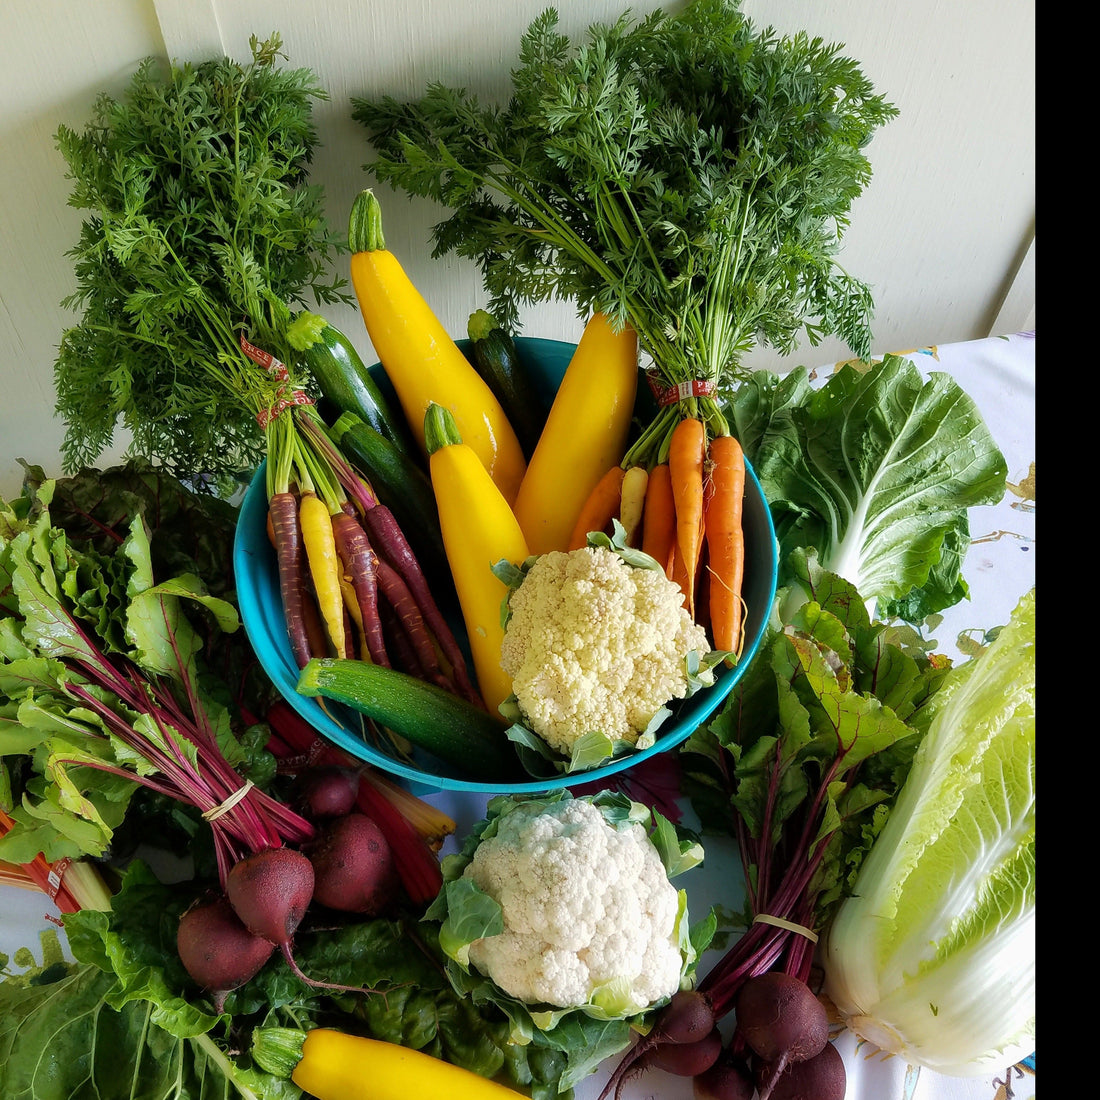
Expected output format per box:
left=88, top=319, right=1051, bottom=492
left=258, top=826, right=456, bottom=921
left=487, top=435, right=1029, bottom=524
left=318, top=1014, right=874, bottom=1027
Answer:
left=0, top=331, right=1036, bottom=1100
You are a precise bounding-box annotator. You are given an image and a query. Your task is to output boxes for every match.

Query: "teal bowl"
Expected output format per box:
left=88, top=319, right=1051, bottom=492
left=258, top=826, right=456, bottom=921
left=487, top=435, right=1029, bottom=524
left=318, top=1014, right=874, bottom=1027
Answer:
left=233, top=337, right=778, bottom=793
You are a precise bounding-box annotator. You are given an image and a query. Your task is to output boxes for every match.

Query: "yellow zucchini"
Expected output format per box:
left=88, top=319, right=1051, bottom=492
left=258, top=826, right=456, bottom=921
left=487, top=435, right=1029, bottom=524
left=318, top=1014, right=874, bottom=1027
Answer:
left=253, top=1027, right=527, bottom=1099
left=424, top=403, right=530, bottom=717
left=512, top=312, right=639, bottom=554
left=348, top=190, right=527, bottom=505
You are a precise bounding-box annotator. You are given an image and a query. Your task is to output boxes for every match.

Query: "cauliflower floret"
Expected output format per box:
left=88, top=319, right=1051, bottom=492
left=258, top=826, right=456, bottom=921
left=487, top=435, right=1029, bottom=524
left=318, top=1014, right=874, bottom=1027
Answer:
left=500, top=546, right=710, bottom=754
left=464, top=797, right=684, bottom=1012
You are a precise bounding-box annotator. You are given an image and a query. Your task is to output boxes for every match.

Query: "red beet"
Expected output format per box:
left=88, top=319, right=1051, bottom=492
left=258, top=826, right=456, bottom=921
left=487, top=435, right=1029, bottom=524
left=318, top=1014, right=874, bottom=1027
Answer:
left=597, top=990, right=718, bottom=1100
left=735, top=971, right=828, bottom=1064
left=296, top=766, right=360, bottom=819
left=693, top=1048, right=755, bottom=1100
left=225, top=846, right=370, bottom=996
left=645, top=1026, right=723, bottom=1077
left=754, top=1040, right=846, bottom=1100
left=307, top=811, right=398, bottom=914
left=176, top=894, right=274, bottom=1014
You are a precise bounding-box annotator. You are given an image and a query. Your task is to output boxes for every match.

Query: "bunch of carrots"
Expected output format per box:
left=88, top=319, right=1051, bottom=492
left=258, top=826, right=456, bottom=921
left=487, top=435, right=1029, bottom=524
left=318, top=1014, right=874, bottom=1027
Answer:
left=569, top=421, right=747, bottom=659
left=262, top=400, right=480, bottom=710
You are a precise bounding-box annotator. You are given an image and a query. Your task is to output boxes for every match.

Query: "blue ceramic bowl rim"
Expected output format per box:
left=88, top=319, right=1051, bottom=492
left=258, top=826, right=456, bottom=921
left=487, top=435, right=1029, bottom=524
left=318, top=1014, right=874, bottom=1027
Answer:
left=232, top=337, right=779, bottom=793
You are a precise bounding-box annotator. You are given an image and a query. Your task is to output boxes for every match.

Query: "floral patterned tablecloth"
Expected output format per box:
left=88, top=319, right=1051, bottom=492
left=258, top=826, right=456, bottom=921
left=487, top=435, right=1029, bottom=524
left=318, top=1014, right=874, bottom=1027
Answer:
left=0, top=332, right=1035, bottom=1100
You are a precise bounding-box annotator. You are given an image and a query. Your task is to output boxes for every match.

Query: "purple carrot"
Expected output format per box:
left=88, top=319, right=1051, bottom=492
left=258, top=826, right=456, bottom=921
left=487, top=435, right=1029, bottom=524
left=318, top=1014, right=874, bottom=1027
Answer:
left=373, top=556, right=454, bottom=693
left=268, top=491, right=312, bottom=669
left=363, top=504, right=482, bottom=706
left=330, top=511, right=390, bottom=668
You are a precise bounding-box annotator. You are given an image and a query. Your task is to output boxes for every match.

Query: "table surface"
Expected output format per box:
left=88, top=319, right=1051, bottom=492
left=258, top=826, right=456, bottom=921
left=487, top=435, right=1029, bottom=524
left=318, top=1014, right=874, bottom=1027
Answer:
left=0, top=331, right=1036, bottom=1100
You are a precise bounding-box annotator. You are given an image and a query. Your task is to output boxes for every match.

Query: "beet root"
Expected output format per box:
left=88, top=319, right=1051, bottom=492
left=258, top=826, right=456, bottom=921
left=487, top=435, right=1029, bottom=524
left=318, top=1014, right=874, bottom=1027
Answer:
left=734, top=971, right=829, bottom=1066
left=597, top=989, right=717, bottom=1100
left=226, top=846, right=315, bottom=947
left=176, top=894, right=274, bottom=1014
left=307, top=811, right=398, bottom=915
left=693, top=1048, right=755, bottom=1100
left=646, top=1026, right=723, bottom=1077
left=295, top=766, right=360, bottom=819
left=754, top=1040, right=846, bottom=1100
left=225, top=846, right=376, bottom=997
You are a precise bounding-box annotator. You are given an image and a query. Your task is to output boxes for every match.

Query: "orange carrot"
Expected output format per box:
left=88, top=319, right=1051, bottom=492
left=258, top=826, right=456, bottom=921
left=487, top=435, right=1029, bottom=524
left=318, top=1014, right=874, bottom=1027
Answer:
left=568, top=465, right=627, bottom=551
left=640, top=463, right=676, bottom=570
left=668, top=417, right=706, bottom=617
left=704, top=434, right=746, bottom=654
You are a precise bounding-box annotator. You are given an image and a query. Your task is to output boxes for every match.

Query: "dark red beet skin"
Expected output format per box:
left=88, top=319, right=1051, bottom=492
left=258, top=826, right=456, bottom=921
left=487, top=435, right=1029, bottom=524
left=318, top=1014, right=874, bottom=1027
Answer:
left=296, top=766, right=360, bottom=819
left=734, top=972, right=829, bottom=1064
left=693, top=1049, right=755, bottom=1100
left=226, top=846, right=315, bottom=946
left=308, top=811, right=398, bottom=914
left=754, top=1040, right=846, bottom=1100
left=176, top=894, right=274, bottom=1013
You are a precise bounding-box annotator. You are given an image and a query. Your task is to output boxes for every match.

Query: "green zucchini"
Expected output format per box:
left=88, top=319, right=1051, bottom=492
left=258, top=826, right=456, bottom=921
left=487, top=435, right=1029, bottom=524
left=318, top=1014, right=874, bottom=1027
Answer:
left=328, top=410, right=451, bottom=593
left=466, top=309, right=545, bottom=460
left=297, top=658, right=518, bottom=780
left=287, top=311, right=417, bottom=460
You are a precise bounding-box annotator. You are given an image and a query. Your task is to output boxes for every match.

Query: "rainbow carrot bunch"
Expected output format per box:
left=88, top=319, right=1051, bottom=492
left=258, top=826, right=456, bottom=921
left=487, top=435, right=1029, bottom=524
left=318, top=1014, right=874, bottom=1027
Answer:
left=263, top=403, right=481, bottom=709
left=571, top=419, right=748, bottom=658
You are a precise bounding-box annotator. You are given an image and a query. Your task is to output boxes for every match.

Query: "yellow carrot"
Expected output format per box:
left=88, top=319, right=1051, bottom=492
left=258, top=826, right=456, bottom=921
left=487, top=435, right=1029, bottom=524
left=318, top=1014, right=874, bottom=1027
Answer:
left=299, top=491, right=348, bottom=658
left=618, top=464, right=649, bottom=546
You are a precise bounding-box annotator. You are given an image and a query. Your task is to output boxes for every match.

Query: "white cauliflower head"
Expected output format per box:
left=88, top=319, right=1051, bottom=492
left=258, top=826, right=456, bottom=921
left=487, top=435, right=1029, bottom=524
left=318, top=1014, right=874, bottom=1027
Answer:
left=499, top=546, right=711, bottom=755
left=462, top=796, right=687, bottom=1014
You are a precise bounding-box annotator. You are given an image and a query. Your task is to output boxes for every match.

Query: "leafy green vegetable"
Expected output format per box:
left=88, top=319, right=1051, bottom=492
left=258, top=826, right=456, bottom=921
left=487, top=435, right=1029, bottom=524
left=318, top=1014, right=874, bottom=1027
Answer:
left=53, top=34, right=349, bottom=488
left=0, top=929, right=287, bottom=1100
left=55, top=859, right=569, bottom=1099
left=679, top=549, right=948, bottom=1015
left=727, top=354, right=1008, bottom=620
left=0, top=474, right=294, bottom=871
left=354, top=0, right=898, bottom=464
left=822, top=588, right=1035, bottom=1076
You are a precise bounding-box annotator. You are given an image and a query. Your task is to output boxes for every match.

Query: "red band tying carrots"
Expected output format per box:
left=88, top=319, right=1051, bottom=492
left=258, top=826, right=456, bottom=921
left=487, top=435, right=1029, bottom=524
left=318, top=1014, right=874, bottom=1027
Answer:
left=647, top=374, right=716, bottom=407
left=239, top=333, right=290, bottom=381
left=256, top=389, right=314, bottom=428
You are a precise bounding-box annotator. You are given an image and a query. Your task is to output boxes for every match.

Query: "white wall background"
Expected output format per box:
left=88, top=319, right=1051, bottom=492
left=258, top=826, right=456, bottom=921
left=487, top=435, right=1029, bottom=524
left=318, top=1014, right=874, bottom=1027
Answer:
left=0, top=0, right=1035, bottom=500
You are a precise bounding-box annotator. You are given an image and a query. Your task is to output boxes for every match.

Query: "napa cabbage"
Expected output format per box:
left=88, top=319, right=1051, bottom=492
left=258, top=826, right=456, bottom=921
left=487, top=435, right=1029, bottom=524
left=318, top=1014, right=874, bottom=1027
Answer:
left=821, top=588, right=1035, bottom=1075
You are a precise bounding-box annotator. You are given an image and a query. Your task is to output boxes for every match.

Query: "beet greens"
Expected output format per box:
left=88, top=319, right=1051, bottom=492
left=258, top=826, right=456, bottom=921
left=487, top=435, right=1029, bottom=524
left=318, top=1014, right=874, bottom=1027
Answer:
left=599, top=551, right=948, bottom=1095
left=0, top=472, right=312, bottom=885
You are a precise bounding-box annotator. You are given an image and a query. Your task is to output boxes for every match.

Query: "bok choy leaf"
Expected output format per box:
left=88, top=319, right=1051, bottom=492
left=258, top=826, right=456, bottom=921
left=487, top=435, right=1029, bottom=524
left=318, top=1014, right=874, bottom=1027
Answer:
left=728, top=353, right=1008, bottom=620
